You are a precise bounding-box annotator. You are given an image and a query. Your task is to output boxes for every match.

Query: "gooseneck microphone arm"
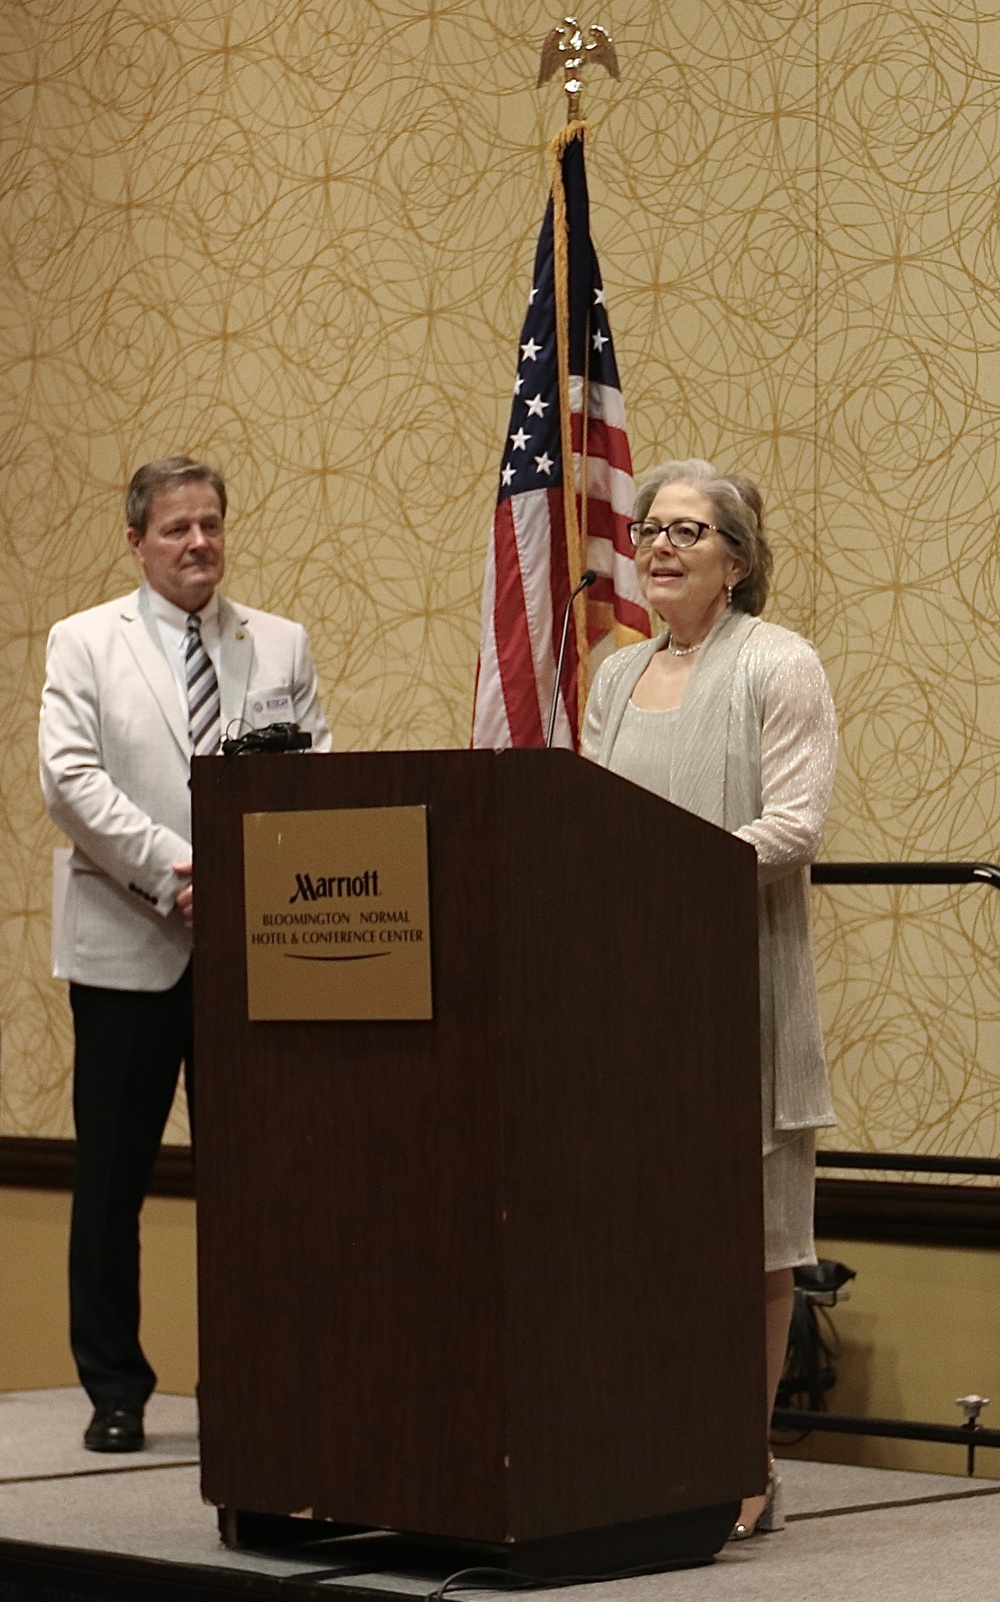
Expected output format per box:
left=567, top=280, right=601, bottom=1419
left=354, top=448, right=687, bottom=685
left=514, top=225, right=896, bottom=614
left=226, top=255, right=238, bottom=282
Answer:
left=545, top=569, right=597, bottom=749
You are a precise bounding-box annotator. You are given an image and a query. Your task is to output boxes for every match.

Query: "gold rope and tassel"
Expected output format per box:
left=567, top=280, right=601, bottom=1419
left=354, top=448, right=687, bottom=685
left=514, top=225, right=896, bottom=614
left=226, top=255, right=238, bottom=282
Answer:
left=549, top=119, right=591, bottom=742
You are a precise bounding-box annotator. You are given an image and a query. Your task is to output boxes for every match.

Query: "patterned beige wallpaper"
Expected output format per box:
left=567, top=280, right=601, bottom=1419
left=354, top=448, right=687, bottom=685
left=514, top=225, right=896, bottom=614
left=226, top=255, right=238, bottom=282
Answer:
left=2, top=1, right=998, bottom=1165
left=812, top=3, right=1000, bottom=1176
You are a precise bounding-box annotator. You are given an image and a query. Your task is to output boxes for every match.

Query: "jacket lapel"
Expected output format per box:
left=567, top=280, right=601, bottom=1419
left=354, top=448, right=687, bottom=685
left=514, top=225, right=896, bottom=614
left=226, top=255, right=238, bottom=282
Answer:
left=120, top=590, right=188, bottom=756
left=217, top=596, right=254, bottom=736
left=669, top=609, right=759, bottom=827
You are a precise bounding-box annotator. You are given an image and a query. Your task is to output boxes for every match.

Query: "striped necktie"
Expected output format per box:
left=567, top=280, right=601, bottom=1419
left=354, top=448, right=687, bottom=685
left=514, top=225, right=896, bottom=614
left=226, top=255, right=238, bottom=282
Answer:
left=185, top=613, right=221, bottom=756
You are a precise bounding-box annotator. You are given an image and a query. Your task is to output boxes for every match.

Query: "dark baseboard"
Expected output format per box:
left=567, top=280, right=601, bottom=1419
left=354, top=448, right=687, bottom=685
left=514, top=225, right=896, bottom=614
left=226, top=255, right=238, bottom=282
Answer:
left=816, top=1177, right=1000, bottom=1249
left=1, top=1141, right=998, bottom=1245
left=0, top=1136, right=194, bottom=1198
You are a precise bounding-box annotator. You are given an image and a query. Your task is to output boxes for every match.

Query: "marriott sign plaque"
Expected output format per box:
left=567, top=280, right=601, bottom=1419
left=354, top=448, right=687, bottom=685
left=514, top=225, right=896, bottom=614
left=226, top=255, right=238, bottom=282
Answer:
left=242, top=805, right=433, bottom=1021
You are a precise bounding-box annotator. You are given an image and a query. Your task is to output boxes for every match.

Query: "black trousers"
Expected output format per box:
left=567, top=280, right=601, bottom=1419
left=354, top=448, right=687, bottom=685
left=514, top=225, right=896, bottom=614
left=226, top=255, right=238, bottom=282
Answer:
left=69, top=963, right=193, bottom=1409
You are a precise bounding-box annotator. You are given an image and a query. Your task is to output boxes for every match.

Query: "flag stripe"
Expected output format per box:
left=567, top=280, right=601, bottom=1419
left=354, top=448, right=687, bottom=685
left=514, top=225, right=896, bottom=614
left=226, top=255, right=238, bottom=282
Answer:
left=569, top=376, right=627, bottom=431
left=571, top=414, right=633, bottom=476
left=576, top=455, right=636, bottom=518
left=492, top=496, right=545, bottom=747
left=546, top=491, right=578, bottom=740
left=473, top=547, right=507, bottom=743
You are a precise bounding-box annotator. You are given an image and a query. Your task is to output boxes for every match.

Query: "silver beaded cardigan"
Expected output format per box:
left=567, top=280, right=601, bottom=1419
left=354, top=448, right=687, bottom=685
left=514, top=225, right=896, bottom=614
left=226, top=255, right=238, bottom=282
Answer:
left=581, top=607, right=838, bottom=1150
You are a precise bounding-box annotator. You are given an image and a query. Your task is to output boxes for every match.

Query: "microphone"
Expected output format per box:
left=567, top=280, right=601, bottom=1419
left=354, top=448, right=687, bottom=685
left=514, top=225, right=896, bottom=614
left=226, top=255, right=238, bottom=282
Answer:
left=221, top=722, right=313, bottom=756
left=545, top=569, right=597, bottom=749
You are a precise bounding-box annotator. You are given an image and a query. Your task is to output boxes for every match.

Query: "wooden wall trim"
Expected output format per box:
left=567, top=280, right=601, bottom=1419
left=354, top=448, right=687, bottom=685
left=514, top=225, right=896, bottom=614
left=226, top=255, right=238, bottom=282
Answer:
left=816, top=1177, right=1000, bottom=1250
left=1, top=1142, right=997, bottom=1247
left=0, top=1136, right=194, bottom=1198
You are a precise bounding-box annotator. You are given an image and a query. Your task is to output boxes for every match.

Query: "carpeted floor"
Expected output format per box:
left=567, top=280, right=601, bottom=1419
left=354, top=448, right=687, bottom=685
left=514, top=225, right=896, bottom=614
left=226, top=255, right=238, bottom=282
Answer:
left=0, top=1386, right=198, bottom=1483
left=2, top=1388, right=999, bottom=1599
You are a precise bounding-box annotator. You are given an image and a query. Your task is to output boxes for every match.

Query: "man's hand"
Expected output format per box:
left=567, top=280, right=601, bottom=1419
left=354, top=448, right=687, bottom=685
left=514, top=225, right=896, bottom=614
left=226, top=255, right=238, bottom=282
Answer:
left=172, top=859, right=194, bottom=928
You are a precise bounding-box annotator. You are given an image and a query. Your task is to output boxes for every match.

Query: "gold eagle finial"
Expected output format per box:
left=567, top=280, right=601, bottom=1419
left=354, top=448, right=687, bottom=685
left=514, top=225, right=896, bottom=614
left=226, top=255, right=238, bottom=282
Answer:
left=537, top=18, right=620, bottom=119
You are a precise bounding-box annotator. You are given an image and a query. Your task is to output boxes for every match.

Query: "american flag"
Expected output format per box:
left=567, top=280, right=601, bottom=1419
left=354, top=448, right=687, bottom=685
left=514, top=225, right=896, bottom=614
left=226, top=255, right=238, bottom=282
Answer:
left=472, top=127, right=649, bottom=750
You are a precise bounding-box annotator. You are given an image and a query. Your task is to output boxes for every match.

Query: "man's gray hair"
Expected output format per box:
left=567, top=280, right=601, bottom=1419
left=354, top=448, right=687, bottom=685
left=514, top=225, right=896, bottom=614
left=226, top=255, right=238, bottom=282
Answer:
left=634, top=458, right=773, bottom=616
left=126, top=457, right=227, bottom=536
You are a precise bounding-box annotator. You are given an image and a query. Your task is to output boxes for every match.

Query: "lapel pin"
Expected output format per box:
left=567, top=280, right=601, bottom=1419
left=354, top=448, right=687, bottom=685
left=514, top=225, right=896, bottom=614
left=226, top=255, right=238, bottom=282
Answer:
left=236, top=630, right=245, bottom=640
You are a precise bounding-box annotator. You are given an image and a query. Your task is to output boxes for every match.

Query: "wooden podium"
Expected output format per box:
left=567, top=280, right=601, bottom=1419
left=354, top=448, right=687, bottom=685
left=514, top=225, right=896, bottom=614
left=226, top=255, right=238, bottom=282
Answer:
left=192, top=749, right=765, bottom=1575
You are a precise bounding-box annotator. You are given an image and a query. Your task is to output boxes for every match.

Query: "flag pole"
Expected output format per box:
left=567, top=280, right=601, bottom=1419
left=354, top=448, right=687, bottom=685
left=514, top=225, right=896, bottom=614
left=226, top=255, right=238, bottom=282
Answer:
left=579, top=289, right=591, bottom=712
left=549, top=120, right=588, bottom=735
left=539, top=18, right=619, bottom=738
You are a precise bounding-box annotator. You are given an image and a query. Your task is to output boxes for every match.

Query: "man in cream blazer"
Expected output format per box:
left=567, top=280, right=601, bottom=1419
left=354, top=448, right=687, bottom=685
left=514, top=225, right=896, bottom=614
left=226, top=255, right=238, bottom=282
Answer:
left=39, top=457, right=331, bottom=1452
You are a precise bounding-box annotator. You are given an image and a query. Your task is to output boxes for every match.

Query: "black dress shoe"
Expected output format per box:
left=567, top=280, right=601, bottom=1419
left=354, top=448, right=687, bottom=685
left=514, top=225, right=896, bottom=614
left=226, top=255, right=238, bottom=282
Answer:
left=84, top=1404, right=145, bottom=1453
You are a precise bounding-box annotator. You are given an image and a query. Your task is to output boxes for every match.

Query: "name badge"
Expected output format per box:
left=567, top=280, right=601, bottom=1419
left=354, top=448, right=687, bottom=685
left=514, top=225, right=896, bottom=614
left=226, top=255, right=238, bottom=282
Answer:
left=249, top=690, right=294, bottom=728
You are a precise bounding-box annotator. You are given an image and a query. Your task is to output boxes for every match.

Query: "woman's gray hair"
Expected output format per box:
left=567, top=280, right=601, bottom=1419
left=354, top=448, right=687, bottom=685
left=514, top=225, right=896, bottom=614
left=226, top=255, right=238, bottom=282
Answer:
left=634, top=458, right=772, bottom=616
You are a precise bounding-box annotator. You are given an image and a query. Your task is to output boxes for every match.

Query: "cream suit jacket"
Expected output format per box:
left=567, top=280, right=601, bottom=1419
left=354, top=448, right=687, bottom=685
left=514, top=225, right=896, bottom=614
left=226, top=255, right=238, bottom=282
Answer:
left=39, top=586, right=332, bottom=991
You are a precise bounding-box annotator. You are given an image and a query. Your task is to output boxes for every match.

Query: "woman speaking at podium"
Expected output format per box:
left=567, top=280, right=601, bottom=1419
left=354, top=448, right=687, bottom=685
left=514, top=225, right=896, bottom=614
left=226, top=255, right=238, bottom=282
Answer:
left=581, top=458, right=837, bottom=1541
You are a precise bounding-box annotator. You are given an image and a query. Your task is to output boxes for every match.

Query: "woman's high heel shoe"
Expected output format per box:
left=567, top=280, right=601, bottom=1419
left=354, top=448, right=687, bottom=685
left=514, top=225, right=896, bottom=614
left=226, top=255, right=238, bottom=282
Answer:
left=730, top=1462, right=785, bottom=1540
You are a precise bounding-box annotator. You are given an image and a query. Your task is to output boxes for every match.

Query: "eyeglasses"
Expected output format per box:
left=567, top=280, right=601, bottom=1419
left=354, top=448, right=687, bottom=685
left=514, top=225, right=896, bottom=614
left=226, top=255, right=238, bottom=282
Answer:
left=628, top=518, right=722, bottom=550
